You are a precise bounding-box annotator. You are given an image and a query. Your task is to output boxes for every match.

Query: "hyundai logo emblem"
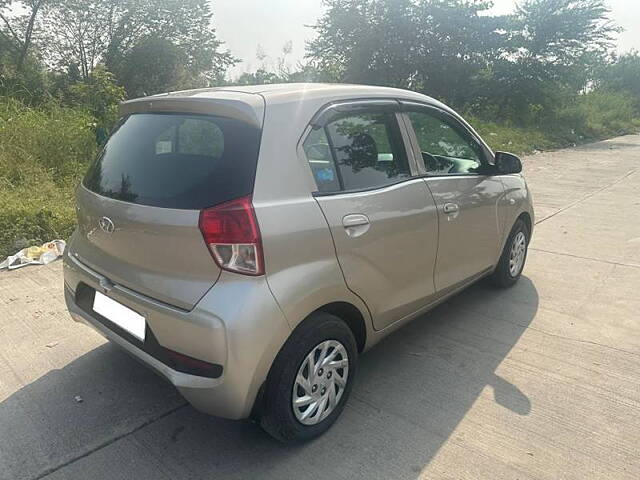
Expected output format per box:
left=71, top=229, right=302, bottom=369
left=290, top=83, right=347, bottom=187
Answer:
left=99, top=216, right=115, bottom=234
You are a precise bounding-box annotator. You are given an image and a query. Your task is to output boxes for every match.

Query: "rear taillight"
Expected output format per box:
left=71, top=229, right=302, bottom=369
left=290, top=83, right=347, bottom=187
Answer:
left=198, top=195, right=264, bottom=276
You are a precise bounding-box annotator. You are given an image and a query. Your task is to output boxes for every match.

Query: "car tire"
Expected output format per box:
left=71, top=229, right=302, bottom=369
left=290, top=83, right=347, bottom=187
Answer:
left=490, top=218, right=530, bottom=288
left=260, top=312, right=358, bottom=443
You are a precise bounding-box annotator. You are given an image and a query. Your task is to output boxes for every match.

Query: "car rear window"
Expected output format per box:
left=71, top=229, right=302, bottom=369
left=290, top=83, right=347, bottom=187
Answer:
left=83, top=113, right=261, bottom=209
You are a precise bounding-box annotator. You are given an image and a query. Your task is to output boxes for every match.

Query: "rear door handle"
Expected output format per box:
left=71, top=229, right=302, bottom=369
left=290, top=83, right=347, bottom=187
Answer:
left=443, top=203, right=459, bottom=214
left=342, top=214, right=370, bottom=237
left=343, top=214, right=370, bottom=227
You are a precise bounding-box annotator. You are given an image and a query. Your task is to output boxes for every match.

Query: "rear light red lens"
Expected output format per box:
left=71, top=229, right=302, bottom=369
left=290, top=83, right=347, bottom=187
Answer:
left=198, top=196, right=264, bottom=275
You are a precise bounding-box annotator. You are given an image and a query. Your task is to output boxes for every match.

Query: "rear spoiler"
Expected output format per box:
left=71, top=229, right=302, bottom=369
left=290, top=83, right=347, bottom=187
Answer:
left=119, top=90, right=265, bottom=128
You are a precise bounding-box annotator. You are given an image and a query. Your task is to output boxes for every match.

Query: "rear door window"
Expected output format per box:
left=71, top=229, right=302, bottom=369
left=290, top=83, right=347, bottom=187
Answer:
left=327, top=112, right=410, bottom=191
left=304, top=112, right=410, bottom=193
left=84, top=113, right=261, bottom=209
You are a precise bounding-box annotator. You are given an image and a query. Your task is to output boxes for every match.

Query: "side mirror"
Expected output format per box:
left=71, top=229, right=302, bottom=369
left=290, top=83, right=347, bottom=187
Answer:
left=494, top=151, right=522, bottom=174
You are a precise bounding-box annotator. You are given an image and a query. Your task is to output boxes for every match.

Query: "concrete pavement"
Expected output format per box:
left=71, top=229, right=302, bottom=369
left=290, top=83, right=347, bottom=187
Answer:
left=1, top=134, right=639, bottom=479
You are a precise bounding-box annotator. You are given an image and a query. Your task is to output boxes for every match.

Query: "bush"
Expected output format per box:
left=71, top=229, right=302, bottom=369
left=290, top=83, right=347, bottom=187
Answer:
left=597, top=51, right=640, bottom=99
left=468, top=90, right=640, bottom=155
left=0, top=98, right=96, bottom=257
left=63, top=67, right=125, bottom=145
left=467, top=116, right=556, bottom=155
left=551, top=90, right=640, bottom=142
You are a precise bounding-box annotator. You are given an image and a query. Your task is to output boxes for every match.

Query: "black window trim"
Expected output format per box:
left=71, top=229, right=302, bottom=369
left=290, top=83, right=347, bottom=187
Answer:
left=322, top=123, right=346, bottom=191
left=399, top=101, right=496, bottom=178
left=309, top=98, right=400, bottom=127
left=302, top=97, right=422, bottom=196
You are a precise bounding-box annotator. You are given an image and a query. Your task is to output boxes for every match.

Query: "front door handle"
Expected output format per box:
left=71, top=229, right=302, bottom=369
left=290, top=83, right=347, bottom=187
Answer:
left=342, top=214, right=370, bottom=237
left=443, top=203, right=459, bottom=214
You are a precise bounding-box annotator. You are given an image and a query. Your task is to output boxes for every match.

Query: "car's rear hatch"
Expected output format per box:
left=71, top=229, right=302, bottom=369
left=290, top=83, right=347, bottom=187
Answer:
left=72, top=91, right=264, bottom=310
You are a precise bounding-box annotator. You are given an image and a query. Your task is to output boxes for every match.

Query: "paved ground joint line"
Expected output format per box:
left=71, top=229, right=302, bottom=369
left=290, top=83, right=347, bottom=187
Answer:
left=535, top=168, right=637, bottom=225
left=454, top=303, right=640, bottom=359
left=33, top=403, right=188, bottom=480
left=530, top=247, right=640, bottom=269
left=517, top=324, right=640, bottom=358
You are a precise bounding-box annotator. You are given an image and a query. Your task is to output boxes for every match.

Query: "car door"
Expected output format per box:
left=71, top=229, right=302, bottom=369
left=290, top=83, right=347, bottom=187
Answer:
left=303, top=101, right=439, bottom=331
left=401, top=103, right=505, bottom=292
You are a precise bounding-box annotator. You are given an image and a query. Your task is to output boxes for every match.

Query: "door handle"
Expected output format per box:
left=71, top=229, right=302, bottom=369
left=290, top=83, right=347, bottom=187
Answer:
left=342, top=214, right=370, bottom=237
left=343, top=214, right=370, bottom=228
left=443, top=203, right=459, bottom=214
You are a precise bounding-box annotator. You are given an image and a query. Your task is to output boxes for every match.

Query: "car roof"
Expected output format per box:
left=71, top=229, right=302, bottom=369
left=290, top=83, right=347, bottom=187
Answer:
left=119, top=83, right=453, bottom=128
left=143, top=83, right=442, bottom=107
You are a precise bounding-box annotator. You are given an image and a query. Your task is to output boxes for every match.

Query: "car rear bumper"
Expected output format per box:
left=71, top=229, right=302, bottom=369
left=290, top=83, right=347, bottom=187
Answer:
left=63, top=247, right=291, bottom=419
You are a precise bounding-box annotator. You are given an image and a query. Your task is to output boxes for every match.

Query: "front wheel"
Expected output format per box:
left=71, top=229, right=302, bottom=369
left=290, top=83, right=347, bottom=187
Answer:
left=260, top=312, right=358, bottom=443
left=490, top=218, right=530, bottom=288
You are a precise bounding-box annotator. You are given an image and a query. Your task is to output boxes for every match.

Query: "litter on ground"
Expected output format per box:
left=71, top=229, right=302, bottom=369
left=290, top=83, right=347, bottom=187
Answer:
left=0, top=240, right=66, bottom=271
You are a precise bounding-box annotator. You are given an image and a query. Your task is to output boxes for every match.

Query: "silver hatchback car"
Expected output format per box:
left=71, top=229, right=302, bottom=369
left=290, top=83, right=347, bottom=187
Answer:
left=63, top=83, right=533, bottom=442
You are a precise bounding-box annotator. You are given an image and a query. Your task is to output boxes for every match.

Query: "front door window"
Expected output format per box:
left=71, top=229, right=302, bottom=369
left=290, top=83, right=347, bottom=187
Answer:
left=406, top=111, right=484, bottom=175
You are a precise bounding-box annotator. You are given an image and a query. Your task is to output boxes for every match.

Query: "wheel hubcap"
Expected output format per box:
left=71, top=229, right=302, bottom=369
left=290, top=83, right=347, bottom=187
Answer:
left=292, top=339, right=349, bottom=426
left=509, top=231, right=527, bottom=277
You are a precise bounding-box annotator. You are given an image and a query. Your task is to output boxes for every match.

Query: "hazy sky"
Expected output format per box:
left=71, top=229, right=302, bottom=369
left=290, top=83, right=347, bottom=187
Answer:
left=212, top=0, right=640, bottom=77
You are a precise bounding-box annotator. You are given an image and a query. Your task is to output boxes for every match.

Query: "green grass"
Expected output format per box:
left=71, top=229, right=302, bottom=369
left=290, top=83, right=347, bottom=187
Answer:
left=469, top=90, right=640, bottom=155
left=469, top=119, right=556, bottom=155
left=0, top=98, right=96, bottom=258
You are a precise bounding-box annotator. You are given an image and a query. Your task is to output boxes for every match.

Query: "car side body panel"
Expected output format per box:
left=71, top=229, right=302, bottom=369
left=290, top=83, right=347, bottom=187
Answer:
left=314, top=180, right=439, bottom=331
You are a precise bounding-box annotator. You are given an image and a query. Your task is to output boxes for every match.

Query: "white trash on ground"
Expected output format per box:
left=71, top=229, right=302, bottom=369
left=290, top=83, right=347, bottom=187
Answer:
left=0, top=240, right=66, bottom=270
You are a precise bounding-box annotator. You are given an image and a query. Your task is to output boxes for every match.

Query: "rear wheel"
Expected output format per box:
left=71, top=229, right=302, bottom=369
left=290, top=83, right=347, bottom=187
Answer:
left=260, top=312, right=357, bottom=443
left=491, top=218, right=529, bottom=288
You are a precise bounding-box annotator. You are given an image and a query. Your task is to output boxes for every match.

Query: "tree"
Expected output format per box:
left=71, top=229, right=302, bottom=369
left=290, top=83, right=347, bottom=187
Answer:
left=106, top=0, right=238, bottom=87
left=65, top=65, right=125, bottom=142
left=482, top=0, right=619, bottom=118
left=307, top=0, right=619, bottom=119
left=233, top=40, right=318, bottom=86
left=275, top=40, right=293, bottom=75
left=0, top=1, right=22, bottom=59
left=307, top=0, right=420, bottom=87
left=411, top=0, right=508, bottom=105
left=596, top=51, right=640, bottom=99
left=0, top=0, right=47, bottom=72
left=40, top=0, right=237, bottom=88
left=115, top=37, right=188, bottom=97
left=0, top=1, right=50, bottom=102
left=307, top=0, right=508, bottom=101
left=40, top=0, right=112, bottom=80
left=235, top=68, right=284, bottom=86
left=513, top=0, right=616, bottom=70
